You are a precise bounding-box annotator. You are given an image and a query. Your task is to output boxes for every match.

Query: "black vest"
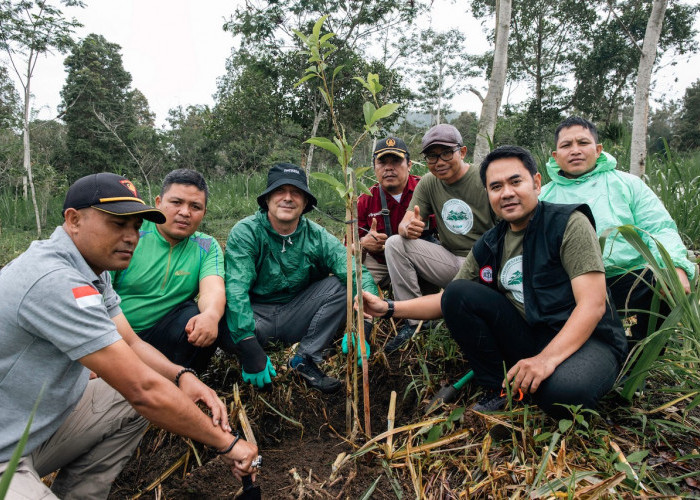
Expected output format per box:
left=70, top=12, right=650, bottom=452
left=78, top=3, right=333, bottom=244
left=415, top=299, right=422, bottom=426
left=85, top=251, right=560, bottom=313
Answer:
left=471, top=201, right=628, bottom=364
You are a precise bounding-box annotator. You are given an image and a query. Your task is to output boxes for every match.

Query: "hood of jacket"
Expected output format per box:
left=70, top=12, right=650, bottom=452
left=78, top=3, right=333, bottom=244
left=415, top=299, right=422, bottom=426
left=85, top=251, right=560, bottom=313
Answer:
left=545, top=151, right=617, bottom=186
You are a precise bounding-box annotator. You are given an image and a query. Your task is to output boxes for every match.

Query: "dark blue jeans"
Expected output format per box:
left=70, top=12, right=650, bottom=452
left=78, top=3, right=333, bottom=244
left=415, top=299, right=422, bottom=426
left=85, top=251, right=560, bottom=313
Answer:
left=137, top=300, right=225, bottom=373
left=442, top=279, right=621, bottom=418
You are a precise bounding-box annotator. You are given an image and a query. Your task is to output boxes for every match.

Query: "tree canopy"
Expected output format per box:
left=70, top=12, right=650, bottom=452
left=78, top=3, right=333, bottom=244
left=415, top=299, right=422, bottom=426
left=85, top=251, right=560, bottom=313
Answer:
left=60, top=33, right=150, bottom=180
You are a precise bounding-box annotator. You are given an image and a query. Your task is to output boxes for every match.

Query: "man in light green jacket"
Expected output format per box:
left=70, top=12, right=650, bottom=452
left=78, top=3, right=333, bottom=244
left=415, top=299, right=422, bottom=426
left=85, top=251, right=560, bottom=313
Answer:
left=540, top=116, right=694, bottom=343
left=223, top=163, right=378, bottom=394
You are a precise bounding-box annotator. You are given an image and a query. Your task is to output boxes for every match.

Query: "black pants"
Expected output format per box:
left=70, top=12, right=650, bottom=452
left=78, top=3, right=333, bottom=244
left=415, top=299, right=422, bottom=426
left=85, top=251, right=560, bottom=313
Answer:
left=607, top=269, right=668, bottom=344
left=137, top=300, right=225, bottom=373
left=442, top=280, right=620, bottom=418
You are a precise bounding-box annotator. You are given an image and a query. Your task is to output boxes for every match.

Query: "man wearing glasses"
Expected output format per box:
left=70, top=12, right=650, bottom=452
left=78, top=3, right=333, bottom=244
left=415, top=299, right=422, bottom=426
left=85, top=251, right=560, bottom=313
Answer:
left=383, top=124, right=496, bottom=353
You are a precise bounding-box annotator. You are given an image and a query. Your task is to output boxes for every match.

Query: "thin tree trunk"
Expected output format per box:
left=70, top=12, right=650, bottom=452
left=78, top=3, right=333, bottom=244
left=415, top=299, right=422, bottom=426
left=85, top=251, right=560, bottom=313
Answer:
left=473, top=0, right=512, bottom=167
left=345, top=201, right=355, bottom=436
left=23, top=57, right=41, bottom=237
left=630, top=0, right=667, bottom=177
left=351, top=171, right=371, bottom=437
left=305, top=107, right=324, bottom=177
left=436, top=67, right=443, bottom=125
left=93, top=107, right=152, bottom=199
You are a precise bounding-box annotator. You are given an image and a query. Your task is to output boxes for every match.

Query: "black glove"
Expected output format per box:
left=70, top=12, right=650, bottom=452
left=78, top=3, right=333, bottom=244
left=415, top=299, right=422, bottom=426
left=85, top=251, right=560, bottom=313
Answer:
left=234, top=337, right=268, bottom=373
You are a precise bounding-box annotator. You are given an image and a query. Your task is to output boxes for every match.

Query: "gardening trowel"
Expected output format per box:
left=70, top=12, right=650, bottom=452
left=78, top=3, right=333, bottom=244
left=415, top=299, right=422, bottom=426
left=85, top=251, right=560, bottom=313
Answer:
left=237, top=476, right=261, bottom=500
left=424, top=370, right=474, bottom=415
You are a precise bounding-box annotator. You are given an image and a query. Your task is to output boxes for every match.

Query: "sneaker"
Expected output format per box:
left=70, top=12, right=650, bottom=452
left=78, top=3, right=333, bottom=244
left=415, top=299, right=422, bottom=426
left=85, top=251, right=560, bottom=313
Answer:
left=290, top=355, right=342, bottom=394
left=472, top=388, right=507, bottom=412
left=384, top=323, right=419, bottom=353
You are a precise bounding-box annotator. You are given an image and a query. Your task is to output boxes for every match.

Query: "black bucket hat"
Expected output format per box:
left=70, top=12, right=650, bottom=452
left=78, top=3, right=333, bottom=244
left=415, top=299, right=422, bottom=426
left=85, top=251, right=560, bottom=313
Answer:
left=63, top=173, right=165, bottom=223
left=257, top=163, right=317, bottom=214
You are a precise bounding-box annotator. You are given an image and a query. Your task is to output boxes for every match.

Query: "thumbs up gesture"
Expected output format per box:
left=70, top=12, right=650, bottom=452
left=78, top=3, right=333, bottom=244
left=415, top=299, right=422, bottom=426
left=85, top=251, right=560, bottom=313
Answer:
left=361, top=217, right=389, bottom=252
left=402, top=205, right=425, bottom=239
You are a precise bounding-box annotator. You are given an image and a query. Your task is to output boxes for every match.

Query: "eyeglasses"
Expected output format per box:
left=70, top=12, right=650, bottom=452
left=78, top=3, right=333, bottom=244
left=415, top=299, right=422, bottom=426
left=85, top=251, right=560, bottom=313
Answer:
left=424, top=146, right=461, bottom=164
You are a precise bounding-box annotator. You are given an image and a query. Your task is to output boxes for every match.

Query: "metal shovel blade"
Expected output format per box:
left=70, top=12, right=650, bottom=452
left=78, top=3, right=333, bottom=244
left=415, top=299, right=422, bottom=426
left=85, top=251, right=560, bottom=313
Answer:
left=236, top=476, right=261, bottom=500
left=424, top=370, right=474, bottom=415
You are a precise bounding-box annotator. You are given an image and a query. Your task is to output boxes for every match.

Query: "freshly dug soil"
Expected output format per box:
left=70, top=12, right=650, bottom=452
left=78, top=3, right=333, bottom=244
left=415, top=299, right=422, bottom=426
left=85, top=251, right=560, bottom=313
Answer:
left=109, top=350, right=447, bottom=499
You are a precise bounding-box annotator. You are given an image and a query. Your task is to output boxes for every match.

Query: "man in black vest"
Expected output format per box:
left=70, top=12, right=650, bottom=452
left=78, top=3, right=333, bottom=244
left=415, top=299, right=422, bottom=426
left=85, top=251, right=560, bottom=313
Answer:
left=359, top=145, right=627, bottom=417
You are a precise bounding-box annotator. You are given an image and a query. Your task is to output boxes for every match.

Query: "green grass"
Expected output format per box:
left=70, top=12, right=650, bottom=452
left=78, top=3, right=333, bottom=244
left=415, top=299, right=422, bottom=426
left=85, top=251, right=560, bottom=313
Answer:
left=645, top=148, right=700, bottom=249
left=2, top=156, right=699, bottom=496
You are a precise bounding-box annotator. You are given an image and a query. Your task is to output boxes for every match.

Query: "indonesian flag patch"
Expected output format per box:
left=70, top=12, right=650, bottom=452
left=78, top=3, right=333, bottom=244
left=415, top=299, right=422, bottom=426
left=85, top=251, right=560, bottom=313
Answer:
left=72, top=285, right=102, bottom=309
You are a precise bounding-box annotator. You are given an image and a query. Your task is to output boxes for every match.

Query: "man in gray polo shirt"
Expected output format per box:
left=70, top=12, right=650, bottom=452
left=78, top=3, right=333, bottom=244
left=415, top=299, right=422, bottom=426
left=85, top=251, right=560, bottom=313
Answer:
left=0, top=173, right=257, bottom=499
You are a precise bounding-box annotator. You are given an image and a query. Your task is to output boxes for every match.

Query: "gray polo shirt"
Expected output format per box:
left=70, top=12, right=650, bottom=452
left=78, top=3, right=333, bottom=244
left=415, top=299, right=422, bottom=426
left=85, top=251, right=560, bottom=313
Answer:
left=0, top=227, right=122, bottom=461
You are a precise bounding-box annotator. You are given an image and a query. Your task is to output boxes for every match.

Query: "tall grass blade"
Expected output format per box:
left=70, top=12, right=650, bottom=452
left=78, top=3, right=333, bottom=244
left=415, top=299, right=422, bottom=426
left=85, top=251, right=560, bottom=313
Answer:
left=0, top=385, right=45, bottom=499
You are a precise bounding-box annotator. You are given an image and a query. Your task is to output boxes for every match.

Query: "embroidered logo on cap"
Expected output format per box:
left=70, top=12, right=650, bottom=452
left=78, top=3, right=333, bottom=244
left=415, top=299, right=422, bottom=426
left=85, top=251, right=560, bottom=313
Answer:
left=120, top=180, right=138, bottom=196
left=386, top=138, right=396, bottom=147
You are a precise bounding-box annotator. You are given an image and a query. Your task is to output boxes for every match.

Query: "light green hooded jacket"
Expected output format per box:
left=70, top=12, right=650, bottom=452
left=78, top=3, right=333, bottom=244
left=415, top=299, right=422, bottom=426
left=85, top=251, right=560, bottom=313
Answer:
left=540, top=152, right=695, bottom=279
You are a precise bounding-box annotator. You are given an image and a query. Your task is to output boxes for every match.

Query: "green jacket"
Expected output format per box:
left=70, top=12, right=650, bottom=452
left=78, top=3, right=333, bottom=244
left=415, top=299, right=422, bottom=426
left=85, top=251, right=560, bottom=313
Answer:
left=224, top=210, right=378, bottom=344
left=540, top=152, right=695, bottom=279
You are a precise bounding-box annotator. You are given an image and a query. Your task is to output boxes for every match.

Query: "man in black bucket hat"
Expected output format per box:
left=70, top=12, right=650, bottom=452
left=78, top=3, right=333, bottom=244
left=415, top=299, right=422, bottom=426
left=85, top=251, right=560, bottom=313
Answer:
left=223, top=163, right=378, bottom=393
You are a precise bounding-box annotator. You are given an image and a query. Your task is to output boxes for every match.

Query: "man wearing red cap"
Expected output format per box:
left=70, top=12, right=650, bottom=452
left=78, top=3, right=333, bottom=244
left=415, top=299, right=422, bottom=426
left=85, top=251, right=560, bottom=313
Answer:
left=0, top=173, right=257, bottom=498
left=357, top=136, right=436, bottom=289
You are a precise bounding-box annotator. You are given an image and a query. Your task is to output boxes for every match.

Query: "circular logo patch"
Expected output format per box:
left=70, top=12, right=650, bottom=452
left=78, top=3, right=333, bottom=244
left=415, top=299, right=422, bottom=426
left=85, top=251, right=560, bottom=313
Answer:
left=500, top=255, right=523, bottom=303
left=480, top=266, right=493, bottom=283
left=441, top=199, right=474, bottom=235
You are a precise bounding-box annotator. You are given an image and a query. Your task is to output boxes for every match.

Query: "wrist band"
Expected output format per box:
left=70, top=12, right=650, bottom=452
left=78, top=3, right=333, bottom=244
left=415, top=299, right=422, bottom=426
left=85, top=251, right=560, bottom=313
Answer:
left=214, top=432, right=241, bottom=455
left=174, top=368, right=197, bottom=387
left=381, top=299, right=395, bottom=319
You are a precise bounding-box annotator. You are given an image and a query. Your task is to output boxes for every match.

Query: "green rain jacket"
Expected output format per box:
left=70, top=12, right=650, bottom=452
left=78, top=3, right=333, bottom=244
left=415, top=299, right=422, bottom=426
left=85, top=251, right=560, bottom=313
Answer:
left=224, top=210, right=378, bottom=344
left=540, top=152, right=695, bottom=279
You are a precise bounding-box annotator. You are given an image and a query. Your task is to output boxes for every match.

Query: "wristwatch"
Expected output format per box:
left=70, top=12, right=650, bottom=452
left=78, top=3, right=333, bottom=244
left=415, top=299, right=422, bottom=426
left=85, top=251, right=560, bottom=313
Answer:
left=381, top=299, right=394, bottom=319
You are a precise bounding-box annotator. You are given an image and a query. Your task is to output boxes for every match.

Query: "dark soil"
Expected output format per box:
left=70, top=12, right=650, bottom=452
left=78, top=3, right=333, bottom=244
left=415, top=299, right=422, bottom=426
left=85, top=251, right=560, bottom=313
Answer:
left=107, top=330, right=700, bottom=499
left=108, top=345, right=455, bottom=499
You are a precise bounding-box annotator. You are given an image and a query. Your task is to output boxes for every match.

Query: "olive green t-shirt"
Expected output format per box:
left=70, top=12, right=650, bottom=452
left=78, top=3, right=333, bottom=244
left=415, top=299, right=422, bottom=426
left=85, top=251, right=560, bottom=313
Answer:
left=455, top=210, right=604, bottom=318
left=410, top=166, right=495, bottom=257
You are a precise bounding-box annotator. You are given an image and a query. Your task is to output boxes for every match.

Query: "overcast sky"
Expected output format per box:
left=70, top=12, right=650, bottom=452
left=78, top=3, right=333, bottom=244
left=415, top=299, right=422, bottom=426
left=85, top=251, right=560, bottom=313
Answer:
left=6, top=0, right=700, bottom=127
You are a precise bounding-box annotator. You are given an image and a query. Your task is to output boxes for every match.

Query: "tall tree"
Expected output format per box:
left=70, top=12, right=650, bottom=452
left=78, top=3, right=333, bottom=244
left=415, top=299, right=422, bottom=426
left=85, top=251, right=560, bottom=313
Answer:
left=0, top=65, right=21, bottom=130
left=472, top=0, right=598, bottom=145
left=0, top=0, right=83, bottom=236
left=211, top=50, right=303, bottom=171
left=676, top=79, right=700, bottom=150
left=473, top=0, right=512, bottom=165
left=61, top=33, right=142, bottom=180
left=574, top=0, right=698, bottom=127
left=406, top=28, right=469, bottom=125
left=630, top=0, right=668, bottom=177
left=164, top=105, right=218, bottom=173
left=221, top=0, right=419, bottom=171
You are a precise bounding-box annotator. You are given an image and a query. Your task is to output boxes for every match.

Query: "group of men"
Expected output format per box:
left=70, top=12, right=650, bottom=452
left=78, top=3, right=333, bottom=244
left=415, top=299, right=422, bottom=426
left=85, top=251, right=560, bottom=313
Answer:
left=1, top=116, right=693, bottom=497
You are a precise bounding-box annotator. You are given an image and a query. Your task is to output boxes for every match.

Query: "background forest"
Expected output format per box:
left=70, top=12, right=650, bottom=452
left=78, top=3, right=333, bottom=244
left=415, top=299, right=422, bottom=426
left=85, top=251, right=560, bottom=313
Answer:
left=1, top=0, right=700, bottom=245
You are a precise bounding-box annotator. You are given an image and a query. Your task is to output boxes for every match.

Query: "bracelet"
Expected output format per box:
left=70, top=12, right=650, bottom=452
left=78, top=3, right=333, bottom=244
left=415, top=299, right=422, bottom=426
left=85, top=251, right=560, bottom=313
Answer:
left=214, top=432, right=241, bottom=455
left=174, top=368, right=197, bottom=387
left=381, top=299, right=395, bottom=319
